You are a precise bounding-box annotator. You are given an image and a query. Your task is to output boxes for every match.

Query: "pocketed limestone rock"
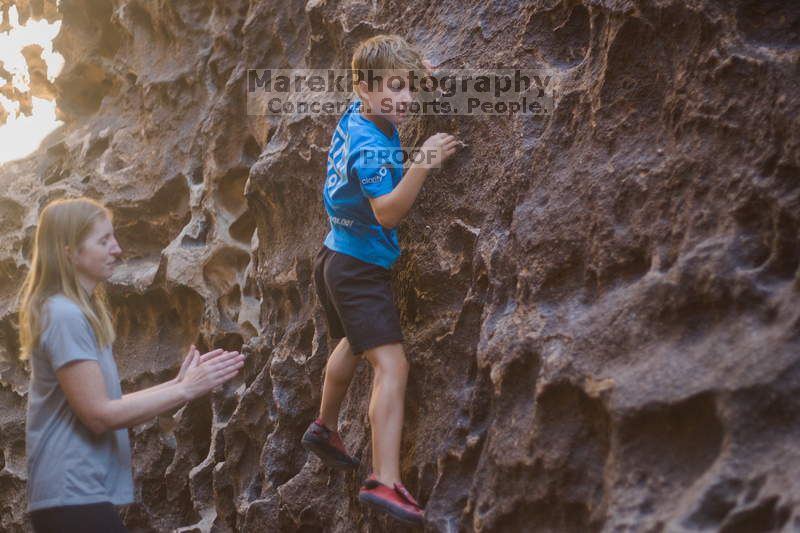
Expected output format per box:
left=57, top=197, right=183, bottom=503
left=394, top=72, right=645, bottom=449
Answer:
left=0, top=0, right=798, bottom=531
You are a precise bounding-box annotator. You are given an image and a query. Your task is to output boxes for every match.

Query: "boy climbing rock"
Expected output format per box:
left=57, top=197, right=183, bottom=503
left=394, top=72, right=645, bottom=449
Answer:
left=301, top=34, right=460, bottom=526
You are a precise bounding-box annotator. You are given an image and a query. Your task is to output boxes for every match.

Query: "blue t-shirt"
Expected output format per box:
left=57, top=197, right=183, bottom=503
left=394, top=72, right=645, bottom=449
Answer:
left=323, top=100, right=403, bottom=269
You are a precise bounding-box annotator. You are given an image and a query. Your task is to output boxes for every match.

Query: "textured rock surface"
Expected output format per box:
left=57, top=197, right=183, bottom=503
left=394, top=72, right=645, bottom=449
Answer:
left=1, top=0, right=799, bottom=531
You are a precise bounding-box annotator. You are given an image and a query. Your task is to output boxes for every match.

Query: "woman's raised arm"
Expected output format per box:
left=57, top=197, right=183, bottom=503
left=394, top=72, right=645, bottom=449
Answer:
left=55, top=348, right=244, bottom=435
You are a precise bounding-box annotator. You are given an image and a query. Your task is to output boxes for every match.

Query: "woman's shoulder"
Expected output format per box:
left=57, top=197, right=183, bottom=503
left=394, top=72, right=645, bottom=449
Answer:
left=43, top=294, right=86, bottom=321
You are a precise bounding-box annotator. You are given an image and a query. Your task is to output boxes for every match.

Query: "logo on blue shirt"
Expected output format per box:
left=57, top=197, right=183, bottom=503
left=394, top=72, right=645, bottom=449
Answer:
left=361, top=165, right=389, bottom=185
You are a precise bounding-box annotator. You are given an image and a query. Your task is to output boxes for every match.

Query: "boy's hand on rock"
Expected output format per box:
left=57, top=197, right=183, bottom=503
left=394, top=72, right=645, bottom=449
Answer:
left=422, top=132, right=460, bottom=164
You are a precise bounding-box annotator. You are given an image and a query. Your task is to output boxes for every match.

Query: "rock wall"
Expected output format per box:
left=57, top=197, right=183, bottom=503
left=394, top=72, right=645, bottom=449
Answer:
left=1, top=0, right=799, bottom=531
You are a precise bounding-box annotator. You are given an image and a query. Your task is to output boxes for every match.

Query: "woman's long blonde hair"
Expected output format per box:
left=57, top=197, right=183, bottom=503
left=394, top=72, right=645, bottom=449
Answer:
left=18, top=198, right=116, bottom=360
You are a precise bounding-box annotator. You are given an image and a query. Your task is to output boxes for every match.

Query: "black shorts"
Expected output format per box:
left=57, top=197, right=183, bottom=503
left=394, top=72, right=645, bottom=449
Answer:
left=29, top=502, right=128, bottom=533
left=313, top=246, right=403, bottom=355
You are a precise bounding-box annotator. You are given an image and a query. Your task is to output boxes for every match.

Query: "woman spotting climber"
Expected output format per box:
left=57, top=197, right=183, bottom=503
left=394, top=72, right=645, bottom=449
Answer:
left=18, top=198, right=245, bottom=533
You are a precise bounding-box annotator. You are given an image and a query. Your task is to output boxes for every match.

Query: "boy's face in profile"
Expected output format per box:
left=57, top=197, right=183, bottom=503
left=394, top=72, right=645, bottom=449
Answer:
left=358, top=70, right=414, bottom=127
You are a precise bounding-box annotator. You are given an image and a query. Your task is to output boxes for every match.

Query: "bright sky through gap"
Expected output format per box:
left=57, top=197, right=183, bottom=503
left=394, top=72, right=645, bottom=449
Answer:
left=0, top=6, right=64, bottom=164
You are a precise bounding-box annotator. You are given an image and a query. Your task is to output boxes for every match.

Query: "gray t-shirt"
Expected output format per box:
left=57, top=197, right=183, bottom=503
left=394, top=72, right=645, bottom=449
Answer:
left=26, top=294, right=133, bottom=512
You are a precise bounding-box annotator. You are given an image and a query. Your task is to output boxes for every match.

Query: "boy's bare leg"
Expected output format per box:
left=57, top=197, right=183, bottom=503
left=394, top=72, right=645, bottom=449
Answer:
left=319, top=338, right=359, bottom=429
left=366, top=367, right=381, bottom=462
left=364, top=343, right=409, bottom=486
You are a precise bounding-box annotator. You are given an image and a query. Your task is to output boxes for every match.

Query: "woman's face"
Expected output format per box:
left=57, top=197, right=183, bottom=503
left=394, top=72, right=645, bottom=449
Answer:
left=73, top=215, right=122, bottom=285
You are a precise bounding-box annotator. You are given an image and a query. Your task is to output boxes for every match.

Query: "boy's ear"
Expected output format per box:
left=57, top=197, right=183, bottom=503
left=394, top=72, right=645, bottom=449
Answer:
left=356, top=80, right=371, bottom=110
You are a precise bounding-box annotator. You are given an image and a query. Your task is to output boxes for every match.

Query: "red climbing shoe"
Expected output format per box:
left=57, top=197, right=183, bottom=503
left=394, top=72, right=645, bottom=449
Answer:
left=301, top=419, right=359, bottom=469
left=358, top=473, right=424, bottom=526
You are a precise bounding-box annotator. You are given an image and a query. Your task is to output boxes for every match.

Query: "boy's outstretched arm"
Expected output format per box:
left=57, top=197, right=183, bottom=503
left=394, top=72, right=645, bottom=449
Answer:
left=369, top=133, right=459, bottom=229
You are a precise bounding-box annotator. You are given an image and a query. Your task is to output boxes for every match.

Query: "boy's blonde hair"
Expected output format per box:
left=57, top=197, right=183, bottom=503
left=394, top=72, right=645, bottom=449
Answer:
left=17, top=198, right=116, bottom=360
left=351, top=34, right=425, bottom=91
